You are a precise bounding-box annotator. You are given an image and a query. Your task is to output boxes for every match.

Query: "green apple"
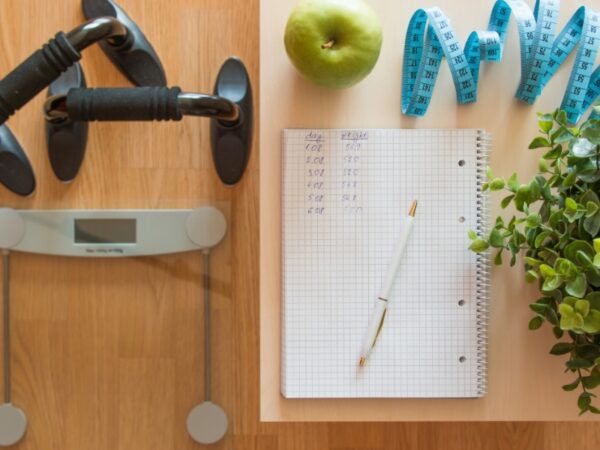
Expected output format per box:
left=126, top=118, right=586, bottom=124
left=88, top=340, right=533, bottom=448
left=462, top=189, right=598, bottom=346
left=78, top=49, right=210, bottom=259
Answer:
left=284, top=0, right=383, bottom=89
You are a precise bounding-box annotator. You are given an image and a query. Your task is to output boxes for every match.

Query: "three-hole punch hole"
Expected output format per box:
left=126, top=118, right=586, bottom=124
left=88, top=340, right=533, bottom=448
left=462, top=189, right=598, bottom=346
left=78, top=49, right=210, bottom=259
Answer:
left=457, top=161, right=468, bottom=367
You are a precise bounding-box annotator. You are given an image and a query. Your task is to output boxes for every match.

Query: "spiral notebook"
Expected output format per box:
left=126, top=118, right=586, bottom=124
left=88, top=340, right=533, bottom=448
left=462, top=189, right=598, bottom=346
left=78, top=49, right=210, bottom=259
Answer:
left=281, top=128, right=491, bottom=398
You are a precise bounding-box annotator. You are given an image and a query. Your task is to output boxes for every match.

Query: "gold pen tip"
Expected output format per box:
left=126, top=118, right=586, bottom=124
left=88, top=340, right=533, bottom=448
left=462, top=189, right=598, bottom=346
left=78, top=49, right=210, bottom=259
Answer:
left=408, top=200, right=418, bottom=217
left=359, top=357, right=366, bottom=367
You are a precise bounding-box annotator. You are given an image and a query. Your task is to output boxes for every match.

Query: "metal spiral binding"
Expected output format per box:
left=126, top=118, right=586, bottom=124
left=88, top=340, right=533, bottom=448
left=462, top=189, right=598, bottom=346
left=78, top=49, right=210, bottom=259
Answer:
left=475, top=130, right=491, bottom=397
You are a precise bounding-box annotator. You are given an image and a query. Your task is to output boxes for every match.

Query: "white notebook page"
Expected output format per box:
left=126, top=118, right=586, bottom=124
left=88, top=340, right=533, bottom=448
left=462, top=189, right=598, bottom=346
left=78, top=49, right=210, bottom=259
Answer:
left=282, top=129, right=489, bottom=398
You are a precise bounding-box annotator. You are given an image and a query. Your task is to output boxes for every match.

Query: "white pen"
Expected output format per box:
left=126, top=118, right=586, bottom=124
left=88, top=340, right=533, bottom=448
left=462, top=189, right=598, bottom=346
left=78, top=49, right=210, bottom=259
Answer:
left=359, top=200, right=417, bottom=367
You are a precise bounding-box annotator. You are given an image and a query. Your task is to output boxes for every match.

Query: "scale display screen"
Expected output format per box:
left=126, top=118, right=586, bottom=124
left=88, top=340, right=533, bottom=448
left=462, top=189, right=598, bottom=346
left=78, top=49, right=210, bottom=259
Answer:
left=74, top=219, right=137, bottom=244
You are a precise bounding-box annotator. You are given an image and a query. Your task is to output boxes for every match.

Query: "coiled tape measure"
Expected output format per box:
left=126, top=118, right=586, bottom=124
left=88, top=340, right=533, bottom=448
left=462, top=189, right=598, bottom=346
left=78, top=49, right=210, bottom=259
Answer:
left=402, top=0, right=600, bottom=124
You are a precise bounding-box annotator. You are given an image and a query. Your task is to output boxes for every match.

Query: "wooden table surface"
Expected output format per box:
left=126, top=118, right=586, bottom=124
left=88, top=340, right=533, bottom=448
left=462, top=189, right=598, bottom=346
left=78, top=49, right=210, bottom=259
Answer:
left=260, top=0, right=600, bottom=422
left=0, top=0, right=598, bottom=449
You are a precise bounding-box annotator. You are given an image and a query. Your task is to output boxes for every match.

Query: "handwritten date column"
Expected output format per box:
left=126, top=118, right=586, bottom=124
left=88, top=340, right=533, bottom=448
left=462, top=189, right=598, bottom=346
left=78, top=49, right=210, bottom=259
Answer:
left=304, top=131, right=326, bottom=216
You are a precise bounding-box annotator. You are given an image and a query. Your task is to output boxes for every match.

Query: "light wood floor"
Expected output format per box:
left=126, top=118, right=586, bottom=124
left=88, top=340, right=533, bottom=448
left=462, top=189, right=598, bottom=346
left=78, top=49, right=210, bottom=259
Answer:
left=0, top=0, right=597, bottom=448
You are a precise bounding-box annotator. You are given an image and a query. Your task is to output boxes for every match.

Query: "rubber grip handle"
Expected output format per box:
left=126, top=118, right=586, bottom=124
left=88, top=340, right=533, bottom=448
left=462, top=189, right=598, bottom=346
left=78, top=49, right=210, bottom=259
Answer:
left=66, top=87, right=182, bottom=121
left=0, top=32, right=81, bottom=124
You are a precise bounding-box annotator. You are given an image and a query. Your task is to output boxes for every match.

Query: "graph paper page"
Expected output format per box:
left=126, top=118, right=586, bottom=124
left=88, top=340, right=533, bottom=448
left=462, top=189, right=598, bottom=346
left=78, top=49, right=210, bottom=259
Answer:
left=282, top=129, right=488, bottom=398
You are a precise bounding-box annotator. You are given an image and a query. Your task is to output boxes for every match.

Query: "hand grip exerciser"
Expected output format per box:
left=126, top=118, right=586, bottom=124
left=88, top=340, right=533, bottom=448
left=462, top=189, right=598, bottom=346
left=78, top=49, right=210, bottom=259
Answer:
left=45, top=65, right=89, bottom=183
left=0, top=16, right=163, bottom=126
left=0, top=0, right=165, bottom=196
left=44, top=57, right=254, bottom=185
left=48, top=87, right=238, bottom=122
left=81, top=0, right=166, bottom=87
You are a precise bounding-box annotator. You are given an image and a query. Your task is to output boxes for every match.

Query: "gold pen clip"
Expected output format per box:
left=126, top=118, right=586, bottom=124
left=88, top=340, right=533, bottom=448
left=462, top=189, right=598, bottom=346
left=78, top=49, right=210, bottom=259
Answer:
left=371, top=308, right=387, bottom=350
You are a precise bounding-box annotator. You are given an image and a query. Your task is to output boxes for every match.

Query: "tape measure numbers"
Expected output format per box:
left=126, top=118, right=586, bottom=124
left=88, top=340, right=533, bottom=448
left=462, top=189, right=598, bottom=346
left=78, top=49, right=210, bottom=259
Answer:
left=402, top=0, right=600, bottom=124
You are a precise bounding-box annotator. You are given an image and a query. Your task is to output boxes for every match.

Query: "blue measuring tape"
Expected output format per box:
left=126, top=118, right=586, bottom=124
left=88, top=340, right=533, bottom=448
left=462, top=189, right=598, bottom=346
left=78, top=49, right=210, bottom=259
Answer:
left=402, top=0, right=600, bottom=124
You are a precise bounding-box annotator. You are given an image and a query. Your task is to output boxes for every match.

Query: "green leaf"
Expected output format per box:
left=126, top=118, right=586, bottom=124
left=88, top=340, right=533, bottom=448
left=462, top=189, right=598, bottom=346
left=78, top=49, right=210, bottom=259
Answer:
left=534, top=231, right=551, bottom=248
left=587, top=201, right=600, bottom=218
left=566, top=197, right=578, bottom=212
left=500, top=195, right=514, bottom=209
left=549, top=210, right=563, bottom=228
left=578, top=392, right=592, bottom=413
left=565, top=241, right=595, bottom=262
left=575, top=344, right=600, bottom=360
left=577, top=162, right=600, bottom=183
left=582, top=376, right=600, bottom=389
left=530, top=302, right=549, bottom=314
left=507, top=173, right=519, bottom=192
left=582, top=123, right=600, bottom=145
left=539, top=157, right=550, bottom=172
left=595, top=238, right=600, bottom=254
left=567, top=358, right=594, bottom=369
left=563, top=169, right=578, bottom=187
left=510, top=250, right=517, bottom=266
left=562, top=378, right=580, bottom=391
left=525, top=270, right=539, bottom=283
left=553, top=326, right=564, bottom=338
left=583, top=309, right=600, bottom=334
left=587, top=292, right=600, bottom=310
left=486, top=166, right=493, bottom=179
left=589, top=406, right=600, bottom=414
left=555, top=258, right=578, bottom=279
left=469, top=239, right=489, bottom=253
left=585, top=212, right=600, bottom=237
left=528, top=180, right=541, bottom=201
left=489, top=178, right=505, bottom=191
left=529, top=316, right=543, bottom=330
left=560, top=310, right=584, bottom=330
left=552, top=126, right=572, bottom=144
left=575, top=299, right=591, bottom=317
left=580, top=190, right=600, bottom=236
left=564, top=207, right=580, bottom=224
left=576, top=250, right=594, bottom=268
left=488, top=229, right=504, bottom=248
left=494, top=250, right=503, bottom=266
left=559, top=302, right=574, bottom=315
left=550, top=342, right=573, bottom=355
left=539, top=264, right=556, bottom=278
left=524, top=257, right=542, bottom=266
left=546, top=307, right=559, bottom=326
left=555, top=110, right=568, bottom=125
left=543, top=145, right=562, bottom=160
left=526, top=213, right=541, bottom=228
left=538, top=115, right=554, bottom=133
left=543, top=275, right=563, bottom=292
left=566, top=274, right=587, bottom=298
left=540, top=122, right=553, bottom=134
left=591, top=270, right=600, bottom=289
left=529, top=136, right=551, bottom=149
left=468, top=230, right=477, bottom=240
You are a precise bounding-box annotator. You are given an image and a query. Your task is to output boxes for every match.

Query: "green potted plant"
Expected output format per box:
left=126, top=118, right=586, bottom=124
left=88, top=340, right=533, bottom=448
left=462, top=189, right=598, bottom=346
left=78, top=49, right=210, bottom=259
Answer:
left=470, top=107, right=600, bottom=415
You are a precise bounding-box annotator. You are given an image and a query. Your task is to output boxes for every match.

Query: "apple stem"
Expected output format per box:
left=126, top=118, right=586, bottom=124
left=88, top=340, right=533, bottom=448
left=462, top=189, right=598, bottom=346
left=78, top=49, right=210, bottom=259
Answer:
left=321, top=40, right=335, bottom=49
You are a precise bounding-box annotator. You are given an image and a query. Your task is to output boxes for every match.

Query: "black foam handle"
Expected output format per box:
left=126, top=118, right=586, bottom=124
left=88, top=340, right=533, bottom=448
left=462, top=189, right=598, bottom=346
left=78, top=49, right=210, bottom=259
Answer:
left=66, top=86, right=182, bottom=121
left=0, top=32, right=81, bottom=124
